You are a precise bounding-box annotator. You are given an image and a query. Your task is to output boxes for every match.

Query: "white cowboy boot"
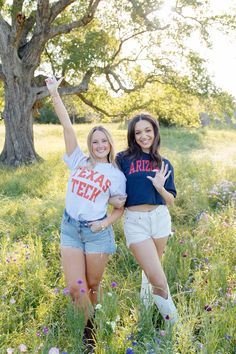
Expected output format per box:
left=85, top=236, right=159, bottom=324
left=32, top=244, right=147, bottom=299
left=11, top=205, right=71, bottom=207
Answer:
left=153, top=286, right=178, bottom=324
left=140, top=271, right=154, bottom=308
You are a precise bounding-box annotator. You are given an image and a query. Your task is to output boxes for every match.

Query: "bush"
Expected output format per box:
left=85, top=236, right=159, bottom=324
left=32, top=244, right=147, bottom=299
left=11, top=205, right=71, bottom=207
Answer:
left=208, top=180, right=236, bottom=209
left=37, top=107, right=59, bottom=124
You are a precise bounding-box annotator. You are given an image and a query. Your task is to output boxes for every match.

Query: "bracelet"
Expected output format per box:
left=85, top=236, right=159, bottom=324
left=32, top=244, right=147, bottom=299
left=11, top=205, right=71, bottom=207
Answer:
left=100, top=222, right=106, bottom=231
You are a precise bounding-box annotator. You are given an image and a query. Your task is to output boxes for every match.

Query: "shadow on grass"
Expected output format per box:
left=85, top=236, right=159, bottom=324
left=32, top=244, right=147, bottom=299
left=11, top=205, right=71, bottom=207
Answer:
left=0, top=158, right=63, bottom=198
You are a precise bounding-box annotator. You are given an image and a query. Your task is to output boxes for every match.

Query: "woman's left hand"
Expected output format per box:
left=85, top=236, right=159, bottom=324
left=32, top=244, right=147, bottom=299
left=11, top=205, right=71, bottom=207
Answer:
left=147, top=161, right=171, bottom=191
left=89, top=221, right=105, bottom=233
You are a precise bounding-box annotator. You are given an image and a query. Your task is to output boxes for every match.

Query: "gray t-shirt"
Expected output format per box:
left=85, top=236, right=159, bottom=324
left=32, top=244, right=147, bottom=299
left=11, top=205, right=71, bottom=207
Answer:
left=64, top=146, right=126, bottom=220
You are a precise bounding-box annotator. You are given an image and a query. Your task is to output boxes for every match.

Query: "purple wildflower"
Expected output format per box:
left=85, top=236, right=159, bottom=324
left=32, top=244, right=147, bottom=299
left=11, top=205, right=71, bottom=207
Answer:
left=159, top=330, right=166, bottom=337
left=63, top=287, right=70, bottom=295
left=48, top=348, right=60, bottom=354
left=77, top=279, right=83, bottom=285
left=111, top=281, right=117, bottom=288
left=19, top=344, right=27, bottom=352
left=43, top=326, right=49, bottom=334
left=224, top=334, right=232, bottom=340
left=80, top=288, right=86, bottom=294
left=54, top=288, right=59, bottom=294
left=204, top=304, right=212, bottom=312
left=126, top=349, right=134, bottom=354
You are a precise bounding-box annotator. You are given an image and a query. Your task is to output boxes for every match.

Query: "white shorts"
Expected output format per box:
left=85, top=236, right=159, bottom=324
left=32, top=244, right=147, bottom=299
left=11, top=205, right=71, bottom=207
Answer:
left=124, top=205, right=172, bottom=248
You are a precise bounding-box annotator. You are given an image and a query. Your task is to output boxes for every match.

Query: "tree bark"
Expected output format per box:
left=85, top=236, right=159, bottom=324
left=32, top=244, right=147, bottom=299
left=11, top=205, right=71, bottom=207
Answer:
left=0, top=78, right=40, bottom=166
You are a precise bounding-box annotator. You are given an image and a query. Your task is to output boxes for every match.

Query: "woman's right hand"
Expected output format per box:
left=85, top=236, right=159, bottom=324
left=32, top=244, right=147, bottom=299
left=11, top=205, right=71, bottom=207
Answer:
left=45, top=76, right=63, bottom=97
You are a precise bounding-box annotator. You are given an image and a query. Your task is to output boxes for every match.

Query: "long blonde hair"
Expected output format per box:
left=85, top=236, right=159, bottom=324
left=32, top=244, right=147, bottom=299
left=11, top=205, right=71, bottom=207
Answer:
left=87, top=126, right=115, bottom=165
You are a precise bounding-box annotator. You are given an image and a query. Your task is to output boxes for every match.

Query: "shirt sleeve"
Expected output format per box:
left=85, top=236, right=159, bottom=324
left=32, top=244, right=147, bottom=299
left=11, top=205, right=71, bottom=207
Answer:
left=110, top=169, right=127, bottom=196
left=164, top=160, right=177, bottom=198
left=63, top=145, right=88, bottom=170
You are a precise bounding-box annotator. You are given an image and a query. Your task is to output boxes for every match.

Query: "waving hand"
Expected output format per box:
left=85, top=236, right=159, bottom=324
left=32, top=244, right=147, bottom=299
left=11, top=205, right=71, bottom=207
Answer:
left=45, top=76, right=63, bottom=97
left=147, top=161, right=171, bottom=191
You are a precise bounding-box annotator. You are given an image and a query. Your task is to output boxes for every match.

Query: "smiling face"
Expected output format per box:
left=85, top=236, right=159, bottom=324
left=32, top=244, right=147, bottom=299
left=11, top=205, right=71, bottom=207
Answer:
left=91, top=129, right=111, bottom=162
left=134, top=119, right=155, bottom=153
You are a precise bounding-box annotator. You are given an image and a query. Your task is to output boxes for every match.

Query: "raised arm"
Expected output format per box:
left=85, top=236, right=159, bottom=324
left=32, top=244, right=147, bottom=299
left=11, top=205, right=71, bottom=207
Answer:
left=45, top=76, right=78, bottom=156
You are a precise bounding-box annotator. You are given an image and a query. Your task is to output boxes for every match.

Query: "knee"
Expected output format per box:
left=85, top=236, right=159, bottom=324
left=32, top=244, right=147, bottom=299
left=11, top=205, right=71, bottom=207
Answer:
left=69, top=285, right=87, bottom=302
left=87, top=278, right=100, bottom=293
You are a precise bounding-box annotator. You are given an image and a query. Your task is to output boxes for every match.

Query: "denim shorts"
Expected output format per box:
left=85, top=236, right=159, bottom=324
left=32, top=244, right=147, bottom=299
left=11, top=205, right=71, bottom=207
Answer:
left=124, top=205, right=172, bottom=247
left=60, top=210, right=116, bottom=254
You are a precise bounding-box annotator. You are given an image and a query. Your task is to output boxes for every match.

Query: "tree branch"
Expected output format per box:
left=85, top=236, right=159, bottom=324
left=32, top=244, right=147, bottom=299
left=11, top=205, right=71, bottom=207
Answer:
left=105, top=69, right=159, bottom=93
left=128, top=0, right=170, bottom=31
left=77, top=93, right=115, bottom=117
left=77, top=93, right=155, bottom=119
left=0, top=15, right=11, bottom=53
left=18, top=12, right=37, bottom=56
left=11, top=0, right=24, bottom=25
left=49, top=0, right=77, bottom=23
left=47, top=0, right=101, bottom=40
left=110, top=29, right=147, bottom=63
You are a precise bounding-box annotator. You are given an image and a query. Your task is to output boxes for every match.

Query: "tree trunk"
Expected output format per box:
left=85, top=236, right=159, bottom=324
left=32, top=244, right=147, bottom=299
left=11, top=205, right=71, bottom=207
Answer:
left=0, top=77, right=41, bottom=166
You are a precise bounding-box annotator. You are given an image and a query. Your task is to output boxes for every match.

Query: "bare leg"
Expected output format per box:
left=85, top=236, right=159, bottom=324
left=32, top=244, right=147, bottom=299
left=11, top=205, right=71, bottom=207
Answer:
left=61, top=247, right=91, bottom=321
left=130, top=238, right=168, bottom=298
left=130, top=239, right=178, bottom=323
left=86, top=253, right=109, bottom=305
left=140, top=236, right=169, bottom=304
left=153, top=236, right=168, bottom=259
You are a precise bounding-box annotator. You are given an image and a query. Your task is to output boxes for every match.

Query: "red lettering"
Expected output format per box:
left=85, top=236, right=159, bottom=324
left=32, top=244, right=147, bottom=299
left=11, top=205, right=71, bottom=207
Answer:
left=77, top=167, right=87, bottom=178
left=84, top=184, right=94, bottom=199
left=129, top=162, right=135, bottom=174
left=86, top=169, right=98, bottom=182
left=136, top=160, right=142, bottom=171
left=94, top=174, right=105, bottom=188
left=141, top=160, right=146, bottom=171
left=76, top=181, right=87, bottom=197
left=71, top=178, right=79, bottom=192
left=102, top=179, right=111, bottom=192
left=89, top=187, right=102, bottom=202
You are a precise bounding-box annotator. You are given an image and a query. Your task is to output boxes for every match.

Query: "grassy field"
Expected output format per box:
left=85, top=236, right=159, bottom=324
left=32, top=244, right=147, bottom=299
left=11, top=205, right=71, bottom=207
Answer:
left=0, top=124, right=235, bottom=354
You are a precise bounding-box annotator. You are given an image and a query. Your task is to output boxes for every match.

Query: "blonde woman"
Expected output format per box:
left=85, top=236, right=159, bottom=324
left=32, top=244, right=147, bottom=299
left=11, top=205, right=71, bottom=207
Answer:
left=45, top=76, right=126, bottom=349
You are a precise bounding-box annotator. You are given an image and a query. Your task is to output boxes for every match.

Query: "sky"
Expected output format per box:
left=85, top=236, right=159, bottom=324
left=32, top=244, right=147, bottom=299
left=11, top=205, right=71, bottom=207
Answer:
left=178, top=0, right=236, bottom=99
left=203, top=31, right=236, bottom=98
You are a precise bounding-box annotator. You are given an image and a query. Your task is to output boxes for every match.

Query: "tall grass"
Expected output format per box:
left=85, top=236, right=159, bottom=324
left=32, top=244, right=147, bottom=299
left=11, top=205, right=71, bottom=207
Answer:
left=0, top=124, right=235, bottom=353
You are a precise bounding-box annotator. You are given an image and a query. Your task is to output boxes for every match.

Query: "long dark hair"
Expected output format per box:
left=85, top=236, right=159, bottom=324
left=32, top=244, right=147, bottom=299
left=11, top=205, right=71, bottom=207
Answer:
left=124, top=113, right=162, bottom=168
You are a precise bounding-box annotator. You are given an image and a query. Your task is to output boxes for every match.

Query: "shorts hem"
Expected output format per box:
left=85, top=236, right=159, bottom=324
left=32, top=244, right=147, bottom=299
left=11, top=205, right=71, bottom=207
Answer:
left=60, top=244, right=84, bottom=250
left=152, top=233, right=171, bottom=239
left=85, top=250, right=116, bottom=255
